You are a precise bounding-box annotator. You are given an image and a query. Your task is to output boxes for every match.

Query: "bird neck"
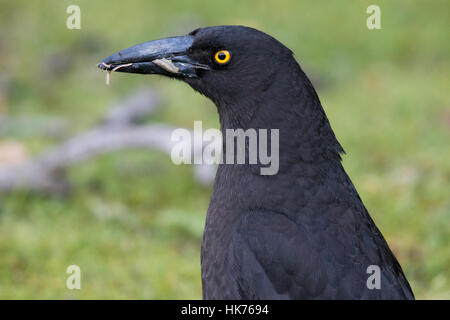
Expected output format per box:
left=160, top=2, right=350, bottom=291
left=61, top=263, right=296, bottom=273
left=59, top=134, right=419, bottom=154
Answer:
left=216, top=61, right=344, bottom=167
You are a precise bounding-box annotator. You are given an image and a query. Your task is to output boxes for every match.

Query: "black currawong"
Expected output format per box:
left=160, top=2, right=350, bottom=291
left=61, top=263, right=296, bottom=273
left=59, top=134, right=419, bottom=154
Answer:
left=99, top=25, right=414, bottom=300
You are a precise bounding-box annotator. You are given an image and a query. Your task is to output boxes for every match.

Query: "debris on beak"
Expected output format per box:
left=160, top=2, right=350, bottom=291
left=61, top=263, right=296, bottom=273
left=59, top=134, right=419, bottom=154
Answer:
left=152, top=58, right=179, bottom=74
left=100, top=62, right=133, bottom=86
left=99, top=59, right=178, bottom=86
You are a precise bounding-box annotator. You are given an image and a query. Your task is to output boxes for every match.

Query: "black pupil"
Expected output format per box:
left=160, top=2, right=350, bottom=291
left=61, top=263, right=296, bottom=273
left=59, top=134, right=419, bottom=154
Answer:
left=218, top=52, right=226, bottom=61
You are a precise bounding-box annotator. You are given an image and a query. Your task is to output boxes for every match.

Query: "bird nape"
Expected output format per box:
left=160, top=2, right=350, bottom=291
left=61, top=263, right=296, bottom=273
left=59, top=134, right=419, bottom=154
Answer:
left=98, top=25, right=414, bottom=300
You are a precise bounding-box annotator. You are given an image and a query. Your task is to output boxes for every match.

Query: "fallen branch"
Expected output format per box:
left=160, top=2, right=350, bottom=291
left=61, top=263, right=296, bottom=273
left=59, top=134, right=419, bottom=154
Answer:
left=0, top=115, right=68, bottom=138
left=0, top=89, right=216, bottom=194
left=0, top=125, right=215, bottom=193
left=102, top=89, right=162, bottom=127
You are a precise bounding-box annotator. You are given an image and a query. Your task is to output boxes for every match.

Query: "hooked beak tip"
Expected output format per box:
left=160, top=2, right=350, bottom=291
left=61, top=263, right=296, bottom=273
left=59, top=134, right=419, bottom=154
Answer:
left=97, top=62, right=110, bottom=71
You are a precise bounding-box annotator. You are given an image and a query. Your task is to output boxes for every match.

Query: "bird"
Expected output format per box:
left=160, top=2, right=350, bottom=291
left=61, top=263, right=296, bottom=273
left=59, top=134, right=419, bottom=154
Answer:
left=98, top=25, right=414, bottom=299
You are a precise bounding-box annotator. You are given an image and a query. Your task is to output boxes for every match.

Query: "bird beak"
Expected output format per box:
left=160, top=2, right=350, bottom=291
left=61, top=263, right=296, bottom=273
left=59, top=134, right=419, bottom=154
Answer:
left=97, top=35, right=209, bottom=78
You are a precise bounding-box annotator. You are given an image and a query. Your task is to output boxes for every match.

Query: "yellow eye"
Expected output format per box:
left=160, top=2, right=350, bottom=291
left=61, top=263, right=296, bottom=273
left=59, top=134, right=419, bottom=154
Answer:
left=214, top=50, right=231, bottom=64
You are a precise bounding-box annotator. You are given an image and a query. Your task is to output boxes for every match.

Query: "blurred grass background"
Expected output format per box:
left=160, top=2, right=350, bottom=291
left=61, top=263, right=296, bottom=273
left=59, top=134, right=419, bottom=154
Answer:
left=0, top=0, right=448, bottom=299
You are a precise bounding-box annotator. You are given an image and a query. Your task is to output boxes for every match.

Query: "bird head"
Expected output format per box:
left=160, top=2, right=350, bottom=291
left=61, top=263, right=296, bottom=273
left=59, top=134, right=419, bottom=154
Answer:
left=98, top=26, right=294, bottom=111
left=99, top=25, right=344, bottom=168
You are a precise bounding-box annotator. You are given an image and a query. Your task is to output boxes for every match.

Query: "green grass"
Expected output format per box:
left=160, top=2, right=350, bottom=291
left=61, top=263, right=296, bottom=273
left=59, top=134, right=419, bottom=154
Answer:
left=0, top=0, right=448, bottom=299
